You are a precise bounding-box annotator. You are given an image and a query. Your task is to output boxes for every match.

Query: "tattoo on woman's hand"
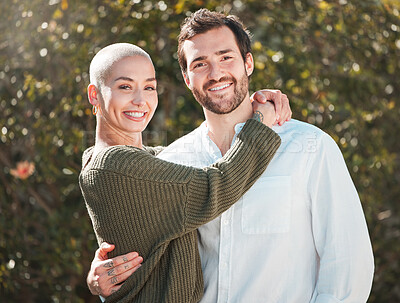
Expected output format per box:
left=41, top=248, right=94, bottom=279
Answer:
left=253, top=110, right=264, bottom=122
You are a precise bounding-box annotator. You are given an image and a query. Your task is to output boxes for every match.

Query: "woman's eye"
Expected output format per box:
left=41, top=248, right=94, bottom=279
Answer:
left=119, top=84, right=131, bottom=90
left=145, top=86, right=156, bottom=91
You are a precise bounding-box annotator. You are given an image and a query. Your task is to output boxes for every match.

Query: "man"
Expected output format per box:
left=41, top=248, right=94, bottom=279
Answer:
left=88, top=9, right=374, bottom=302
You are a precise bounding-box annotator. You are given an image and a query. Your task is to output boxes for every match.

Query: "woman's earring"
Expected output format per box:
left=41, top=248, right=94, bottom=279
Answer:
left=92, top=105, right=98, bottom=115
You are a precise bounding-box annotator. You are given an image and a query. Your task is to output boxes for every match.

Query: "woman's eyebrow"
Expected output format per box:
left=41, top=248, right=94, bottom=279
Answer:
left=114, top=76, right=134, bottom=82
left=114, top=76, right=156, bottom=82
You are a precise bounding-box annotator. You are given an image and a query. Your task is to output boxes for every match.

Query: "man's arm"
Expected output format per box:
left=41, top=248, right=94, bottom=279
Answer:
left=86, top=88, right=291, bottom=298
left=309, top=133, right=374, bottom=302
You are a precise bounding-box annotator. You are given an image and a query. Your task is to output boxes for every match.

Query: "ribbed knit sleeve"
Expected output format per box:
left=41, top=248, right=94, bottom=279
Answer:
left=79, top=119, right=280, bottom=302
left=143, top=145, right=165, bottom=156
left=183, top=119, right=280, bottom=230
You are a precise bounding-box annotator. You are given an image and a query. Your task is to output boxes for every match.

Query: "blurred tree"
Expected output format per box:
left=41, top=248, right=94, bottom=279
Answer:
left=0, top=0, right=398, bottom=301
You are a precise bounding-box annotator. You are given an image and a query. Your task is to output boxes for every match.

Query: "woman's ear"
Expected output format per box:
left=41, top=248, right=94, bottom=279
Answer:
left=87, top=84, right=99, bottom=106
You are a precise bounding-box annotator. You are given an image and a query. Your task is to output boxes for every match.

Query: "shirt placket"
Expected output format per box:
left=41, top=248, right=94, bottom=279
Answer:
left=217, top=206, right=234, bottom=302
left=204, top=123, right=244, bottom=303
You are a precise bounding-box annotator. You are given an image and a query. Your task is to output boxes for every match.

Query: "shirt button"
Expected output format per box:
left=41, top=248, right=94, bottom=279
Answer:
left=224, top=220, right=229, bottom=225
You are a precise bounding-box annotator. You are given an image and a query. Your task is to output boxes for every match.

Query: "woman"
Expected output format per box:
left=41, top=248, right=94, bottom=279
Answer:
left=80, top=43, right=282, bottom=302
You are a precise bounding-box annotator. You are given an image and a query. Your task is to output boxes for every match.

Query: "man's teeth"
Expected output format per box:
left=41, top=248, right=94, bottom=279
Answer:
left=125, top=112, right=145, bottom=118
left=209, top=83, right=230, bottom=91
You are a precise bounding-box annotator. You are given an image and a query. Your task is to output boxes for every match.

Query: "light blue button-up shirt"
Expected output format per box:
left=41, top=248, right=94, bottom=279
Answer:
left=158, top=119, right=374, bottom=303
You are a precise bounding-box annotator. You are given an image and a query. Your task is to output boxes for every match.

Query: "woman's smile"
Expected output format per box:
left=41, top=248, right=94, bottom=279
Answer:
left=123, top=111, right=147, bottom=120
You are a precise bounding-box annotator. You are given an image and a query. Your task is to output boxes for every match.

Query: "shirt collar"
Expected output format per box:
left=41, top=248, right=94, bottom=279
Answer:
left=200, top=121, right=246, bottom=136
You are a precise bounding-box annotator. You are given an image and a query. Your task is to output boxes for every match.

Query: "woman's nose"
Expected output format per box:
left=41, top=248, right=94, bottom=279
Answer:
left=131, top=91, right=146, bottom=107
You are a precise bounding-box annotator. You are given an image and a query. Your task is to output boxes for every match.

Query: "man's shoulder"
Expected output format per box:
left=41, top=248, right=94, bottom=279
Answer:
left=273, top=119, right=330, bottom=141
left=271, top=119, right=338, bottom=156
left=273, top=119, right=324, bottom=135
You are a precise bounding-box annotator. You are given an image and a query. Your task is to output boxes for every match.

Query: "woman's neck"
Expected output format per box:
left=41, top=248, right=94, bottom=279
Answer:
left=94, top=118, right=143, bottom=155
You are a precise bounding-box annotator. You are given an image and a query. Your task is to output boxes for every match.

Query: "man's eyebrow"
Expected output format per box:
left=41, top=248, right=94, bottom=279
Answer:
left=191, top=49, right=234, bottom=65
left=216, top=49, right=233, bottom=55
left=191, top=55, right=207, bottom=65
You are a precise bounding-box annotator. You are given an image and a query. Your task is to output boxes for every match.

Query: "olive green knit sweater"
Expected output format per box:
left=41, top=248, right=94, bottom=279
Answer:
left=79, top=119, right=280, bottom=303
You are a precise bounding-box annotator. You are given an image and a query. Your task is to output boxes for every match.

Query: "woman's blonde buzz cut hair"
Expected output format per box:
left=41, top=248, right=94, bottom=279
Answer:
left=89, top=43, right=152, bottom=88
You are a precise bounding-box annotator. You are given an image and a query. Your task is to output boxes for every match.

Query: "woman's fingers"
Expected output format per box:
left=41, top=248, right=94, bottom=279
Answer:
left=279, top=94, right=292, bottom=123
left=250, top=91, right=267, bottom=103
left=252, top=89, right=291, bottom=125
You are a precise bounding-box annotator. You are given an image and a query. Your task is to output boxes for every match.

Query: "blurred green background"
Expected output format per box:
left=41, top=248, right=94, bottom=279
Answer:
left=0, top=0, right=399, bottom=302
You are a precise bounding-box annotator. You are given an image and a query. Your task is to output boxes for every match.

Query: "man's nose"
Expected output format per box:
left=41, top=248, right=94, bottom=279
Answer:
left=208, top=62, right=224, bottom=81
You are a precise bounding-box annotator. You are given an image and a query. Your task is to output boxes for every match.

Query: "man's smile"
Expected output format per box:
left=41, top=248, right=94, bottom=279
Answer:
left=208, top=83, right=232, bottom=92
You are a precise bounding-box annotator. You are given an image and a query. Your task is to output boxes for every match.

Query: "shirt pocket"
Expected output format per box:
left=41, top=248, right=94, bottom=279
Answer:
left=241, top=176, right=292, bottom=234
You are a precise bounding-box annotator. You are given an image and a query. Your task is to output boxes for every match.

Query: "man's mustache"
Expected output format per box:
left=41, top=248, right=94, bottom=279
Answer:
left=203, top=76, right=237, bottom=91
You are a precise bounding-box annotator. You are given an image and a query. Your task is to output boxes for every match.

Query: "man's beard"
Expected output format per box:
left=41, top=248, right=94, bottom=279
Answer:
left=192, top=73, right=249, bottom=115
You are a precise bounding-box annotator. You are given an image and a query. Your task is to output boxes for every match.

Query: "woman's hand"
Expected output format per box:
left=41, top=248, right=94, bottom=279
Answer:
left=87, top=242, right=143, bottom=297
left=252, top=100, right=276, bottom=128
left=251, top=89, right=292, bottom=126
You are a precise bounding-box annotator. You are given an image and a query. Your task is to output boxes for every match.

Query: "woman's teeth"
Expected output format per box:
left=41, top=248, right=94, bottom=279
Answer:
left=125, top=112, right=145, bottom=118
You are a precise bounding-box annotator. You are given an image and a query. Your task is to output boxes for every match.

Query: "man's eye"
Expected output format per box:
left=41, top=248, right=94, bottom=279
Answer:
left=194, top=62, right=205, bottom=69
left=222, top=56, right=232, bottom=61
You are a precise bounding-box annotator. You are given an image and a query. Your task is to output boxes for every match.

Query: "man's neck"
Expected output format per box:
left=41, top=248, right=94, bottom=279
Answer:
left=204, top=97, right=253, bottom=156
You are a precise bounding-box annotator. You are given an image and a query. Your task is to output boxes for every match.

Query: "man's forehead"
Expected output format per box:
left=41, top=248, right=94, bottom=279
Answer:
left=182, top=39, right=203, bottom=57
left=182, top=27, right=239, bottom=60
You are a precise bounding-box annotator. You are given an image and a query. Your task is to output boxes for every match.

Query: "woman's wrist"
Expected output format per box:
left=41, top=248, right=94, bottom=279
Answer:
left=252, top=110, right=264, bottom=123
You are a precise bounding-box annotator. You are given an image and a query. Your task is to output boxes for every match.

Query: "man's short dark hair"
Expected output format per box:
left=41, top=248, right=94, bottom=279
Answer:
left=177, top=8, right=252, bottom=76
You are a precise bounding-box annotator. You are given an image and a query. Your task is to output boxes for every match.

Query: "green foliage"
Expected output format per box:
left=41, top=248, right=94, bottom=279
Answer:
left=0, top=0, right=399, bottom=301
